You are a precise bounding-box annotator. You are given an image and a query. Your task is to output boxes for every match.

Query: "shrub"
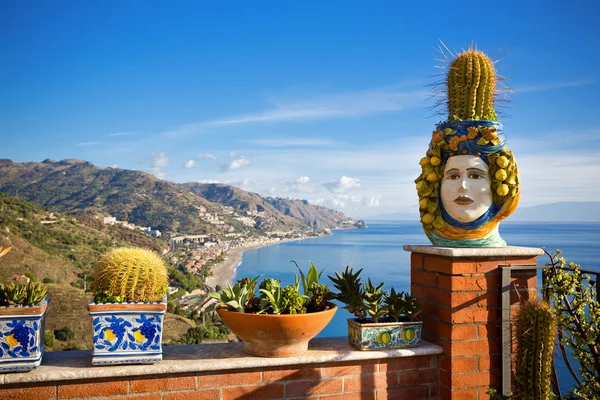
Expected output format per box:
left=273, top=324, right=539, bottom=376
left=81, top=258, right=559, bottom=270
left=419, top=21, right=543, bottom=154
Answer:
left=24, top=271, right=37, bottom=282
left=54, top=326, right=74, bottom=342
left=44, top=330, right=54, bottom=347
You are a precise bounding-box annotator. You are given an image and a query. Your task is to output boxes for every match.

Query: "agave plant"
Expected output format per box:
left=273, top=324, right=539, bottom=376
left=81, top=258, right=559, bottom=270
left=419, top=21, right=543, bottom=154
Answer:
left=329, top=267, right=421, bottom=323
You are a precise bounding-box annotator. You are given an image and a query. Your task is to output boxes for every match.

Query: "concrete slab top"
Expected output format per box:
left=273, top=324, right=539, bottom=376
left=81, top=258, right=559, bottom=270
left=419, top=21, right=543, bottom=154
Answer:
left=0, top=337, right=442, bottom=385
left=403, top=245, right=545, bottom=258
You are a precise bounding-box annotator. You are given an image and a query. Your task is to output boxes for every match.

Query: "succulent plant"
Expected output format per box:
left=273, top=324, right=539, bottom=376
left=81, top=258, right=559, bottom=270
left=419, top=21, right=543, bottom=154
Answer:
left=329, top=267, right=421, bottom=323
left=280, top=285, right=308, bottom=315
left=259, top=278, right=281, bottom=295
left=208, top=276, right=260, bottom=313
left=92, top=247, right=168, bottom=303
left=211, top=262, right=331, bottom=315
left=0, top=281, right=47, bottom=307
left=328, top=266, right=365, bottom=319
left=362, top=279, right=387, bottom=322
left=385, top=288, right=422, bottom=322
left=447, top=49, right=497, bottom=122
left=515, top=299, right=556, bottom=399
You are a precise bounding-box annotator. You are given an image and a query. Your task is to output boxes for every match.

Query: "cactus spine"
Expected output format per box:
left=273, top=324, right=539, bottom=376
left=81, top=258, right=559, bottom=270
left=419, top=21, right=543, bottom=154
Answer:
left=93, top=247, right=168, bottom=303
left=515, top=299, right=556, bottom=399
left=447, top=50, right=497, bottom=121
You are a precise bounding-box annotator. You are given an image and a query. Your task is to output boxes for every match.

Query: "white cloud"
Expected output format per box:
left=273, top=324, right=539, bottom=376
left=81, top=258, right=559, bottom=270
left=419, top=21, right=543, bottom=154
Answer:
left=108, top=132, right=137, bottom=137
left=221, top=157, right=250, bottom=172
left=317, top=195, right=382, bottom=209
left=110, top=164, right=118, bottom=168
left=203, top=85, right=428, bottom=126
left=150, top=151, right=169, bottom=168
left=77, top=142, right=100, bottom=147
left=198, top=152, right=217, bottom=159
left=184, top=160, right=196, bottom=169
left=148, top=167, right=167, bottom=180
left=229, top=152, right=237, bottom=157
left=296, top=176, right=310, bottom=184
left=323, top=176, right=361, bottom=194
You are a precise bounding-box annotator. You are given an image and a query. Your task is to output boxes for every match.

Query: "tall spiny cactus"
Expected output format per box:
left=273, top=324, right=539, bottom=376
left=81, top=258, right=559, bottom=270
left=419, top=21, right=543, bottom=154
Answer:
left=515, top=299, right=556, bottom=399
left=93, top=247, right=168, bottom=303
left=447, top=49, right=497, bottom=121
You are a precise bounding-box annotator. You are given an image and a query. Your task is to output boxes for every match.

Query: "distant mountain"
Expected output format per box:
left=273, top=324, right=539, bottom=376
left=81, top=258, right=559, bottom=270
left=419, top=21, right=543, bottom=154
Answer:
left=367, top=202, right=600, bottom=222
left=0, top=159, right=360, bottom=234
left=509, top=202, right=600, bottom=222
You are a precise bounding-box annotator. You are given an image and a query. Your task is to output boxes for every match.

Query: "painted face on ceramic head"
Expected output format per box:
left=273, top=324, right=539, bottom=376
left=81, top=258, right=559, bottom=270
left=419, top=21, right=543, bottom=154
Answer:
left=441, top=155, right=493, bottom=222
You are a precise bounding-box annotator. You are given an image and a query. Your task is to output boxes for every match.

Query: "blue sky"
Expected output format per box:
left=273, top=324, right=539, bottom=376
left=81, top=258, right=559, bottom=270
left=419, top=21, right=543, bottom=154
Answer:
left=1, top=1, right=599, bottom=218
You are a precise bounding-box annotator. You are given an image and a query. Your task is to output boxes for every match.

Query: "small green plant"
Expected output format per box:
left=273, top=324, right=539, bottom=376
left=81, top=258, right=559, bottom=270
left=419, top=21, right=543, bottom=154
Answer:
left=24, top=271, right=37, bottom=282
left=543, top=250, right=600, bottom=398
left=514, top=299, right=556, bottom=399
left=209, top=276, right=260, bottom=313
left=54, top=326, right=75, bottom=342
left=44, top=330, right=55, bottom=347
left=92, top=247, right=169, bottom=303
left=486, top=388, right=511, bottom=399
left=328, top=267, right=421, bottom=323
left=209, top=262, right=332, bottom=315
left=0, top=281, right=48, bottom=307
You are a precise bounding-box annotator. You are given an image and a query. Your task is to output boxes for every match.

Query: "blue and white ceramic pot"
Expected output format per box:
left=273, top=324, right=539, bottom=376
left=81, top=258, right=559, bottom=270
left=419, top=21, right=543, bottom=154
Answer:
left=0, top=296, right=49, bottom=372
left=347, top=319, right=422, bottom=350
left=88, top=297, right=166, bottom=365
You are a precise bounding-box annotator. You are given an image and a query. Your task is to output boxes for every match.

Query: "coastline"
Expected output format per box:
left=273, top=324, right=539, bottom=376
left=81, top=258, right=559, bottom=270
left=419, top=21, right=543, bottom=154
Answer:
left=204, top=234, right=330, bottom=290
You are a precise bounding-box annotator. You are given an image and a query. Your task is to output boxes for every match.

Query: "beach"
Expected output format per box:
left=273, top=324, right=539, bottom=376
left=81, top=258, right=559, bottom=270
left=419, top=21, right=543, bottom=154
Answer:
left=204, top=239, right=298, bottom=290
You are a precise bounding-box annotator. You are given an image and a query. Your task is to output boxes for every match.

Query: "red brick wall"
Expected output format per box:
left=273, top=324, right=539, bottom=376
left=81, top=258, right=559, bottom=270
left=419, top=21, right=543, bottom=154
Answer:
left=410, top=252, right=538, bottom=399
left=0, top=356, right=440, bottom=400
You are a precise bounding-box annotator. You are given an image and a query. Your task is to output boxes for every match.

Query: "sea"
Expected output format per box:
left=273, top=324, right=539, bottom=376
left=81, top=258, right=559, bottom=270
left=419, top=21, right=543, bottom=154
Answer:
left=234, top=221, right=600, bottom=393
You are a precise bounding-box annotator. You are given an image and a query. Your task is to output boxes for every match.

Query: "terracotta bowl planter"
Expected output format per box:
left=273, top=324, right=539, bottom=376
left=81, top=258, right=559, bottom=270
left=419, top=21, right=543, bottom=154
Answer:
left=216, top=304, right=337, bottom=357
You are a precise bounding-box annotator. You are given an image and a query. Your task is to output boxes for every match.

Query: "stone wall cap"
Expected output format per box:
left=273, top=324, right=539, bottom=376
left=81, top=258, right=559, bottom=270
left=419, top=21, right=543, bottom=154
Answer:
left=0, top=337, right=442, bottom=385
left=403, top=245, right=545, bottom=258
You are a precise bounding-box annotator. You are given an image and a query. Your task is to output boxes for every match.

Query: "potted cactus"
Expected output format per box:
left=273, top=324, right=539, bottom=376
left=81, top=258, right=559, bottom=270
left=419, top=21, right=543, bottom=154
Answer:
left=0, top=245, right=50, bottom=372
left=209, top=262, right=337, bottom=357
left=328, top=267, right=422, bottom=350
left=88, top=247, right=168, bottom=365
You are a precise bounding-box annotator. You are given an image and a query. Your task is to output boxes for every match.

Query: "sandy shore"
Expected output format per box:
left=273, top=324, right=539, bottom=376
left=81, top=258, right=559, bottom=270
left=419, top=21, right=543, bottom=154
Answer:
left=204, top=238, right=306, bottom=290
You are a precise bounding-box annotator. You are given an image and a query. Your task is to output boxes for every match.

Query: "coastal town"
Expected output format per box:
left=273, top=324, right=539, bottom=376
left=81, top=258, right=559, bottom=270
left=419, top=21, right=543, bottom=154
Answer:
left=99, top=204, right=363, bottom=305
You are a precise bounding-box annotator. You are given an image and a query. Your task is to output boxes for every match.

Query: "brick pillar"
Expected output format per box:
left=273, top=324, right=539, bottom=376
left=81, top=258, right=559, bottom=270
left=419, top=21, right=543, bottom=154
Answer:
left=404, top=245, right=543, bottom=400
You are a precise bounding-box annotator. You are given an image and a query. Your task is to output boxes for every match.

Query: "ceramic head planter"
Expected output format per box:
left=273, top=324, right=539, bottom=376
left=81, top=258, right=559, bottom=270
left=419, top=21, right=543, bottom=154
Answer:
left=416, top=47, right=519, bottom=247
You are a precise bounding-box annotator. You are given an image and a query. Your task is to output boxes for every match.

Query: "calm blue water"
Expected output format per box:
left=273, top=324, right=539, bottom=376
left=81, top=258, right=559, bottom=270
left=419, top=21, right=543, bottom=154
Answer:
left=235, top=221, right=600, bottom=393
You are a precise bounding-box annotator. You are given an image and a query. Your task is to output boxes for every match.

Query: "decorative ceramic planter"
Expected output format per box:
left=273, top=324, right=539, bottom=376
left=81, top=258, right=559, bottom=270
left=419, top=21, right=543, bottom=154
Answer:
left=347, top=319, right=423, bottom=350
left=0, top=296, right=49, bottom=372
left=216, top=304, right=337, bottom=357
left=88, top=297, right=167, bottom=365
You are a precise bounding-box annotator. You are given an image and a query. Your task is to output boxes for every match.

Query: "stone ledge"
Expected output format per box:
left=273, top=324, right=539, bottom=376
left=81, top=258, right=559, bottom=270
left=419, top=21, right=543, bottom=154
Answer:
left=0, top=337, right=442, bottom=385
left=404, top=245, right=544, bottom=259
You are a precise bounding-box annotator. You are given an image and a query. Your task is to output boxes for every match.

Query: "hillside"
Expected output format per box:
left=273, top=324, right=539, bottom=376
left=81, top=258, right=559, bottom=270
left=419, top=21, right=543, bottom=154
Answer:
left=0, top=159, right=361, bottom=234
left=0, top=194, right=195, bottom=350
left=0, top=192, right=166, bottom=284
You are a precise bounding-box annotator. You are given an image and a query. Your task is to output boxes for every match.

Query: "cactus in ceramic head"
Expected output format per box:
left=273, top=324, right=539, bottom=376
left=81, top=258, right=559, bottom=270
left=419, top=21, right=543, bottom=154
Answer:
left=447, top=49, right=497, bottom=121
left=93, top=247, right=168, bottom=303
left=515, top=299, right=556, bottom=399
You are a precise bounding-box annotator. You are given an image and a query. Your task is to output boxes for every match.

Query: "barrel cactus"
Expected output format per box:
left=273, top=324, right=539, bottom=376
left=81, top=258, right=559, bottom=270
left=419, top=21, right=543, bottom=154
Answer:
left=515, top=299, right=557, bottom=399
left=93, top=247, right=168, bottom=303
left=446, top=49, right=498, bottom=122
